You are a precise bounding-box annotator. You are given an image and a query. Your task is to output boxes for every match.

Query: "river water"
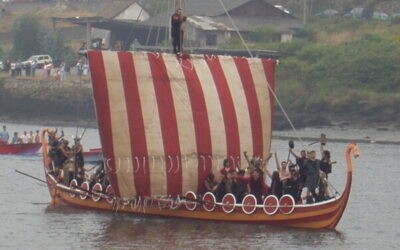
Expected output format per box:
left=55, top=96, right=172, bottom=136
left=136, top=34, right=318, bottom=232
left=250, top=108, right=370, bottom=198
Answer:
left=0, top=123, right=399, bottom=249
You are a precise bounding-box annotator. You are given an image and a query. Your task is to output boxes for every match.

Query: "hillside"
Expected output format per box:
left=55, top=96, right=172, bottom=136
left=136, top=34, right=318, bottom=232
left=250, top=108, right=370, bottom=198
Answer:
left=272, top=19, right=400, bottom=129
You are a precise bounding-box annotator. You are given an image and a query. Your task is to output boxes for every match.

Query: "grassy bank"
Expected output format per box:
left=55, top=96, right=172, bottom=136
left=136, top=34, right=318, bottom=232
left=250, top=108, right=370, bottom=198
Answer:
left=223, top=19, right=400, bottom=129
left=2, top=18, right=400, bottom=130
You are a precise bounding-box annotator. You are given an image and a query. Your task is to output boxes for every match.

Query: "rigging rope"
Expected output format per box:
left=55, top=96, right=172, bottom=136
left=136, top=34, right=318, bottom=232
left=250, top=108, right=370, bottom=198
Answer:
left=217, top=0, right=253, bottom=58
left=126, top=0, right=145, bottom=49
left=265, top=81, right=306, bottom=149
left=214, top=0, right=307, bottom=149
left=145, top=0, right=162, bottom=46
left=216, top=0, right=306, bottom=149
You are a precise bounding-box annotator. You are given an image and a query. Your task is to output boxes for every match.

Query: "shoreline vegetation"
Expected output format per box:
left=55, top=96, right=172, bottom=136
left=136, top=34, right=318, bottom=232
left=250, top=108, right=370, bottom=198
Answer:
left=1, top=9, right=399, bottom=134
left=1, top=73, right=398, bottom=134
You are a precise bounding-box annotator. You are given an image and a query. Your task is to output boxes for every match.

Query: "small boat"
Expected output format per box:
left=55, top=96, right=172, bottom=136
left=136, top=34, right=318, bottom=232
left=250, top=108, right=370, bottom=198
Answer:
left=41, top=50, right=360, bottom=229
left=0, top=143, right=41, bottom=154
left=82, top=148, right=103, bottom=163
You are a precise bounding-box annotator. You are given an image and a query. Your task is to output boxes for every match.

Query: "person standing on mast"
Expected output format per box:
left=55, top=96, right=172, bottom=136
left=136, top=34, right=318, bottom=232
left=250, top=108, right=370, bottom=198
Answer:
left=171, top=8, right=187, bottom=54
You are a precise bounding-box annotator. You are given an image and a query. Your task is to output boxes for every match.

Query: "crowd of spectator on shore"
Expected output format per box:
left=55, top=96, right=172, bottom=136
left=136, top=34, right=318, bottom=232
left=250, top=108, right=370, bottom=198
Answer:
left=0, top=58, right=89, bottom=81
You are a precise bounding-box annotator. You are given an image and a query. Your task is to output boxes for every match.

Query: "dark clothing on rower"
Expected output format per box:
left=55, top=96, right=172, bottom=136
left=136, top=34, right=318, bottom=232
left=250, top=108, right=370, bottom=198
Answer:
left=284, top=178, right=302, bottom=203
left=269, top=171, right=283, bottom=199
left=235, top=178, right=248, bottom=203
left=74, top=149, right=84, bottom=168
left=320, top=160, right=332, bottom=177
left=48, top=138, right=59, bottom=159
left=54, top=146, right=67, bottom=169
left=217, top=177, right=237, bottom=202
left=171, top=12, right=186, bottom=54
left=304, top=159, right=320, bottom=192
left=237, top=175, right=269, bottom=204
left=296, top=157, right=308, bottom=183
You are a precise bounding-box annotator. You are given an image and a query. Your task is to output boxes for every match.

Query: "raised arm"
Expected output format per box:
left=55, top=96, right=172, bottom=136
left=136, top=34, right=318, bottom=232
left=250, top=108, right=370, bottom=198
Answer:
left=243, top=151, right=251, bottom=165
left=265, top=167, right=272, bottom=179
left=261, top=152, right=273, bottom=172
left=262, top=153, right=273, bottom=167
left=243, top=151, right=256, bottom=171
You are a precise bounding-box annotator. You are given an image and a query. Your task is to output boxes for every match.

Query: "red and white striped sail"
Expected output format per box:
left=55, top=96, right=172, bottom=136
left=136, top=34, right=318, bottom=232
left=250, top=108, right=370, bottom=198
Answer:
left=88, top=50, right=276, bottom=199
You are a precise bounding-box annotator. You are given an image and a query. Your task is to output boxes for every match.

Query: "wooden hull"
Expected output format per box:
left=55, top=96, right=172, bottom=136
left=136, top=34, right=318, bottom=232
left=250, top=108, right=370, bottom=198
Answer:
left=41, top=130, right=358, bottom=229
left=0, top=143, right=41, bottom=154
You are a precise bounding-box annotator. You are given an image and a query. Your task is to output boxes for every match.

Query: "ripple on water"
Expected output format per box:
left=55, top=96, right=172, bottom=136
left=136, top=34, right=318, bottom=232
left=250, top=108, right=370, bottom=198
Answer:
left=0, top=126, right=399, bottom=249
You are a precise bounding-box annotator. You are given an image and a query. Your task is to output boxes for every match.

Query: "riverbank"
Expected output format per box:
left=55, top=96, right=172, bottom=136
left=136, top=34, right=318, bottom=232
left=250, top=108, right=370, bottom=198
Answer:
left=0, top=75, right=96, bottom=128
left=0, top=75, right=399, bottom=131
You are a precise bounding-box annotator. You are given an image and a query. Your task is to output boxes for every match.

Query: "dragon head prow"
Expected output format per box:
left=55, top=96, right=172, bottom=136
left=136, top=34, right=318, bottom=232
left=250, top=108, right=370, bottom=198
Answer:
left=347, top=143, right=360, bottom=158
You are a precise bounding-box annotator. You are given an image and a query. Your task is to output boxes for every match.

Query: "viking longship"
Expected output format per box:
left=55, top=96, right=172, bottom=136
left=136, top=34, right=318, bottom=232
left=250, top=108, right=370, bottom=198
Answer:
left=0, top=142, right=41, bottom=154
left=41, top=50, right=360, bottom=229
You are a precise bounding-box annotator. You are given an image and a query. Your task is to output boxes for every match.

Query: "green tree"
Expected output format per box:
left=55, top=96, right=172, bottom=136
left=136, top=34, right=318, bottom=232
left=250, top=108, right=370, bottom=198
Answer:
left=41, top=31, right=77, bottom=67
left=11, top=15, right=44, bottom=60
left=11, top=15, right=77, bottom=66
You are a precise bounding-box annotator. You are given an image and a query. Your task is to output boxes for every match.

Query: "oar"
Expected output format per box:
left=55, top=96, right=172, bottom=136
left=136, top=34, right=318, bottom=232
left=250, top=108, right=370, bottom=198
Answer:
left=15, top=169, right=87, bottom=197
left=15, top=169, right=47, bottom=184
left=15, top=169, right=114, bottom=200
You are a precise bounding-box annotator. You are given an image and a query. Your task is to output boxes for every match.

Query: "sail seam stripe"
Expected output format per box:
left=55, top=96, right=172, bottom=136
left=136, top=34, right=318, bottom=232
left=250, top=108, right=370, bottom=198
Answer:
left=119, top=52, right=151, bottom=196
left=148, top=53, right=182, bottom=196
left=180, top=56, right=213, bottom=193
left=234, top=57, right=263, bottom=158
left=205, top=55, right=240, bottom=165
left=88, top=51, right=121, bottom=197
left=104, top=52, right=136, bottom=197
left=135, top=52, right=167, bottom=196
left=261, top=60, right=276, bottom=151
left=164, top=54, right=198, bottom=194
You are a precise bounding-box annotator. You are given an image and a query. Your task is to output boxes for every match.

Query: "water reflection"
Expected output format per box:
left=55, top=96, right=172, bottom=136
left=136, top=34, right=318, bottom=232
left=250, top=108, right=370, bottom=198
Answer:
left=89, top=214, right=345, bottom=249
left=2, top=125, right=399, bottom=249
left=41, top=196, right=348, bottom=249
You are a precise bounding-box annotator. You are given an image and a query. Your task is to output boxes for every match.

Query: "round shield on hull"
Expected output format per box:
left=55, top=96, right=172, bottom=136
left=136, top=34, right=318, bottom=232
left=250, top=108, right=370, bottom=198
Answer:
left=79, top=181, right=90, bottom=200
left=69, top=179, right=78, bottom=198
left=263, top=195, right=279, bottom=215
left=184, top=191, right=197, bottom=211
left=105, top=185, right=114, bottom=204
left=202, top=192, right=216, bottom=212
left=222, top=193, right=236, bottom=213
left=92, top=183, right=103, bottom=202
left=242, top=194, right=257, bottom=214
left=279, top=194, right=295, bottom=214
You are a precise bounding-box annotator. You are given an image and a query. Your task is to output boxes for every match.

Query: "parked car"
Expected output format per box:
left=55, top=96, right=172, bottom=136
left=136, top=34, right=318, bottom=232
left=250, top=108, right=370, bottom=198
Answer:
left=22, top=54, right=53, bottom=69
left=316, top=9, right=339, bottom=18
